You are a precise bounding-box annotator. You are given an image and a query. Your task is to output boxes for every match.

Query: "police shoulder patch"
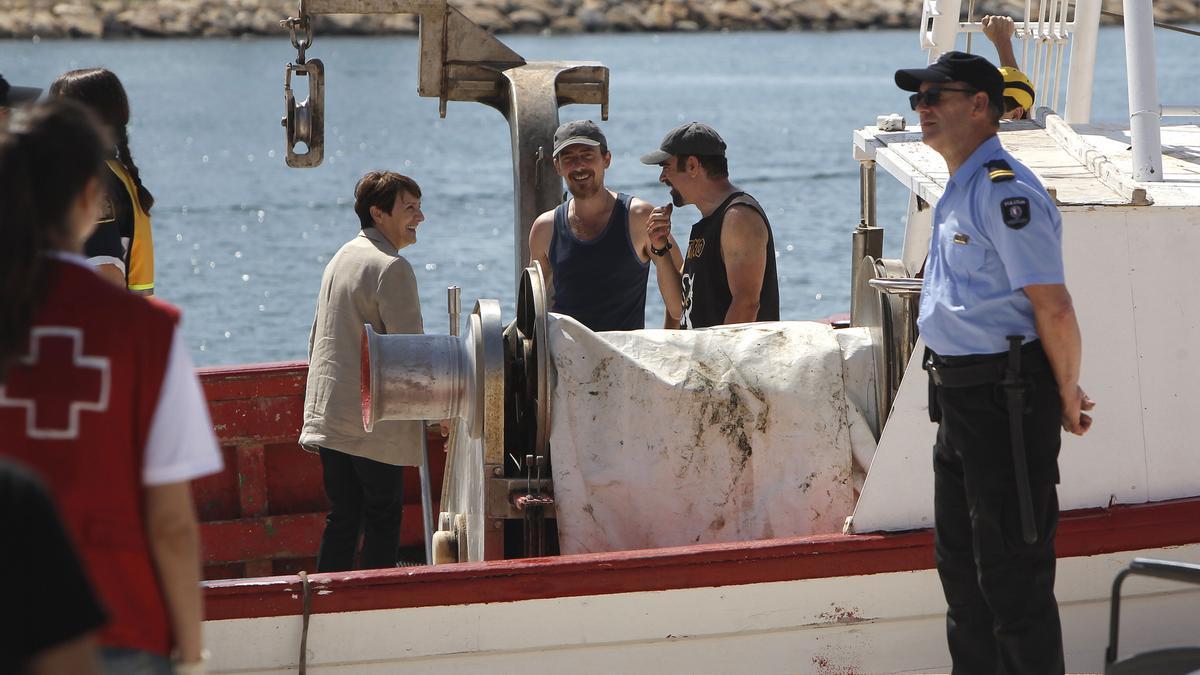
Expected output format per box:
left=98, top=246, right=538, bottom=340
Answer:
left=1000, top=196, right=1031, bottom=229
left=984, top=159, right=1016, bottom=182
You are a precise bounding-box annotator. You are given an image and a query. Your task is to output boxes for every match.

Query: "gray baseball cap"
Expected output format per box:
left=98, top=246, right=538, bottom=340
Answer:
left=640, top=122, right=727, bottom=165
left=0, top=74, right=41, bottom=107
left=553, top=120, right=607, bottom=157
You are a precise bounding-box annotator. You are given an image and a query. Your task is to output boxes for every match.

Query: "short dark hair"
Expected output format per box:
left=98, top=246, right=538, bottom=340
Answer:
left=986, top=93, right=1004, bottom=125
left=675, top=154, right=728, bottom=179
left=354, top=171, right=421, bottom=229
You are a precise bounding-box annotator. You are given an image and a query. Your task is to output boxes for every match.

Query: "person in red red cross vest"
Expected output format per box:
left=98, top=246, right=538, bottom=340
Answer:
left=0, top=100, right=223, bottom=675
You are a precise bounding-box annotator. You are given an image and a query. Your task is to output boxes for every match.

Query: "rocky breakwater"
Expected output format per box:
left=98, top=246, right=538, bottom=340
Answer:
left=0, top=0, right=1195, bottom=39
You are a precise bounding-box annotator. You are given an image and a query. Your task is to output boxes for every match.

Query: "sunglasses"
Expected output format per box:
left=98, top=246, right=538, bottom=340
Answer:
left=909, top=87, right=978, bottom=110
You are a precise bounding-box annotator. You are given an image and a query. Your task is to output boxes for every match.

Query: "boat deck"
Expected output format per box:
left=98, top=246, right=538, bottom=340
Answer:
left=855, top=117, right=1200, bottom=208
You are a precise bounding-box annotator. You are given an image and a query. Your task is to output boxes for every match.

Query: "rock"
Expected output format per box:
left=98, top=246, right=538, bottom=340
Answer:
left=576, top=6, right=610, bottom=31
left=640, top=4, right=675, bottom=30
left=509, top=7, right=548, bottom=31
left=118, top=6, right=166, bottom=36
left=716, top=0, right=757, bottom=22
left=466, top=0, right=513, bottom=10
left=688, top=3, right=720, bottom=29
left=788, top=0, right=832, bottom=23
left=379, top=13, right=418, bottom=34
left=521, top=0, right=563, bottom=17
left=605, top=4, right=642, bottom=30
left=459, top=4, right=513, bottom=32
left=761, top=8, right=796, bottom=28
left=53, top=3, right=103, bottom=37
left=1, top=0, right=1192, bottom=39
left=548, top=14, right=585, bottom=33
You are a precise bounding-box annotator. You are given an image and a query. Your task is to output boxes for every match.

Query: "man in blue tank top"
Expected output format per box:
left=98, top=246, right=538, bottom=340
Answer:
left=529, top=120, right=684, bottom=331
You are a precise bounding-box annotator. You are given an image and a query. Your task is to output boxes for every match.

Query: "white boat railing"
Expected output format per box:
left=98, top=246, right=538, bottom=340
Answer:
left=920, top=0, right=1100, bottom=124
left=922, top=0, right=1200, bottom=182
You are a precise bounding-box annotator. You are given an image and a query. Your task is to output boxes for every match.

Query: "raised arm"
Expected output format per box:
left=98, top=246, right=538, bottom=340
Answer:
left=719, top=205, right=769, bottom=325
left=528, top=210, right=557, bottom=308
left=981, top=15, right=1019, bottom=69
left=634, top=198, right=684, bottom=324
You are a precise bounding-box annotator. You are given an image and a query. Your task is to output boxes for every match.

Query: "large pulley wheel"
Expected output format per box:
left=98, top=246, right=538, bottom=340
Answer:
left=505, top=262, right=550, bottom=463
left=852, top=255, right=913, bottom=434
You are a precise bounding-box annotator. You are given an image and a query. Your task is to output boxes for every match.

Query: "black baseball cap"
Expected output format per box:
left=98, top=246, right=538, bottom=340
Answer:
left=640, top=122, right=726, bottom=165
left=553, top=120, right=607, bottom=157
left=895, top=51, right=1003, bottom=110
left=0, top=74, right=41, bottom=107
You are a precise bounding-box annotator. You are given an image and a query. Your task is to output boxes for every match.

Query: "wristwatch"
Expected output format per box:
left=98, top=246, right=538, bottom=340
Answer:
left=650, top=240, right=673, bottom=257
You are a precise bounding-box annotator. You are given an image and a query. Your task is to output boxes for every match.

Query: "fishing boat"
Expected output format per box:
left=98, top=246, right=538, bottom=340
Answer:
left=197, top=0, right=1200, bottom=671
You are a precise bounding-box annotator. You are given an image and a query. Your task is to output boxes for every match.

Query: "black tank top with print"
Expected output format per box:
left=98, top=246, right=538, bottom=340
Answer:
left=679, top=191, right=780, bottom=329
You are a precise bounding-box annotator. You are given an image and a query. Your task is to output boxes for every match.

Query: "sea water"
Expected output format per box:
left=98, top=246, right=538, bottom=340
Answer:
left=6, top=27, right=1199, bottom=365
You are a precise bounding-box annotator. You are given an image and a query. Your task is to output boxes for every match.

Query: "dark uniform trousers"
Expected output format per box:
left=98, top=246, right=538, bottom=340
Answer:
left=930, top=345, right=1065, bottom=675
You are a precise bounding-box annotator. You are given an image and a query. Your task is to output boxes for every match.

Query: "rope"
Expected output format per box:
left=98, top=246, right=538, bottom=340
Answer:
left=1101, top=9, right=1200, bottom=38
left=298, top=571, right=312, bottom=674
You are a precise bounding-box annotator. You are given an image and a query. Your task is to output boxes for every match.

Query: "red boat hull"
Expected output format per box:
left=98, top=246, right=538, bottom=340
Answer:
left=195, top=361, right=445, bottom=579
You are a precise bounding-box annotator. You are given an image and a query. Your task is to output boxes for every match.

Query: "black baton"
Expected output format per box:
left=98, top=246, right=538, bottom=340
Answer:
left=1003, top=335, right=1038, bottom=544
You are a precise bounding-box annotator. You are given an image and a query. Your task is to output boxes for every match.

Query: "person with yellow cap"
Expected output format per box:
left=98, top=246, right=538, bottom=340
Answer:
left=982, top=15, right=1037, bottom=120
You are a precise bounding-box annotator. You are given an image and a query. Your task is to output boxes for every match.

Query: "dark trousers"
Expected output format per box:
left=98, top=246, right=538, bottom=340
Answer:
left=931, top=366, right=1065, bottom=675
left=317, top=446, right=404, bottom=572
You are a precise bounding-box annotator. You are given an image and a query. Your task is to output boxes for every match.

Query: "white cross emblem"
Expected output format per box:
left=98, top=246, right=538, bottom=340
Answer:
left=0, top=327, right=111, bottom=440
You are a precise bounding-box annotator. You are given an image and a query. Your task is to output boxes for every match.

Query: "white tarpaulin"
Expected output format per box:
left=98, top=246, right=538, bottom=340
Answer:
left=548, top=317, right=878, bottom=555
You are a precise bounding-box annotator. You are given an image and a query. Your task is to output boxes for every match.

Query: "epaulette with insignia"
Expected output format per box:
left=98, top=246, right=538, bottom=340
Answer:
left=985, top=159, right=1015, bottom=182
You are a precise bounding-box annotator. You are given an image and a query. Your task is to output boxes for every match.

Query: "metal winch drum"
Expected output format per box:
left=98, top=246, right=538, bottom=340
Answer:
left=363, top=263, right=552, bottom=564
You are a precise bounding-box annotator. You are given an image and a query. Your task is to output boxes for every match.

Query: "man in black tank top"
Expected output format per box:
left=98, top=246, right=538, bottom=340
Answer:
left=640, top=122, right=780, bottom=329
left=529, top=120, right=685, bottom=331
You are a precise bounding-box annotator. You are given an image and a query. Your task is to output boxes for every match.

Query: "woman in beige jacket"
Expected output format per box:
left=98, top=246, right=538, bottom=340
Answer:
left=300, top=171, right=426, bottom=571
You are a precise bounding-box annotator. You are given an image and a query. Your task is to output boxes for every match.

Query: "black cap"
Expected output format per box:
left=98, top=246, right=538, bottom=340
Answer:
left=640, top=122, right=726, bottom=165
left=895, top=51, right=1003, bottom=110
left=553, top=120, right=607, bottom=157
left=0, top=74, right=41, bottom=107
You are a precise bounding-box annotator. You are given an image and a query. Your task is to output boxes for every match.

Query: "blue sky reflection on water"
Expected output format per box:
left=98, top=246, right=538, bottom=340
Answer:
left=6, top=27, right=1199, bottom=365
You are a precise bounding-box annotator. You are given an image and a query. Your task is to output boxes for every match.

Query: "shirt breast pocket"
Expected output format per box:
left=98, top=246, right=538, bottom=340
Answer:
left=945, top=240, right=986, bottom=274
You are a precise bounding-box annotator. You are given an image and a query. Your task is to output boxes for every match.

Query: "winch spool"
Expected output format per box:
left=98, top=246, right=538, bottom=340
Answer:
left=851, top=256, right=920, bottom=435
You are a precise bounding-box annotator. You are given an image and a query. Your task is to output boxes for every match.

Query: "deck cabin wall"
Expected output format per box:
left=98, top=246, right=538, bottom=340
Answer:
left=852, top=202, right=1200, bottom=533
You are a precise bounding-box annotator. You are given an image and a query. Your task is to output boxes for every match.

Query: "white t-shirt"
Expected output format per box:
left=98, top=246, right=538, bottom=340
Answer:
left=142, top=329, right=223, bottom=486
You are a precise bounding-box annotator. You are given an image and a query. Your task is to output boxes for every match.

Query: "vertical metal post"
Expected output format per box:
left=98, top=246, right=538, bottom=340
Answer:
left=447, top=285, right=461, bottom=337
left=1122, top=0, right=1164, bottom=181
left=860, top=160, right=877, bottom=230
left=851, top=161, right=884, bottom=320
left=420, top=286, right=462, bottom=564
left=418, top=435, right=434, bottom=564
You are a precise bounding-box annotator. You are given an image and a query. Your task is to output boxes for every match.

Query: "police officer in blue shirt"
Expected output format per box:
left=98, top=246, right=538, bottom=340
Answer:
left=896, top=51, right=1094, bottom=674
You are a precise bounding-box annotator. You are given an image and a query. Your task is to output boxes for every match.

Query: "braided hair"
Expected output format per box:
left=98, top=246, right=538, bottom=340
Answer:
left=48, top=67, right=155, bottom=212
left=0, top=100, right=109, bottom=378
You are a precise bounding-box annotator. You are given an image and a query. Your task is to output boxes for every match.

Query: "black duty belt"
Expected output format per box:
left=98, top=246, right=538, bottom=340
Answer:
left=924, top=341, right=1049, bottom=388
